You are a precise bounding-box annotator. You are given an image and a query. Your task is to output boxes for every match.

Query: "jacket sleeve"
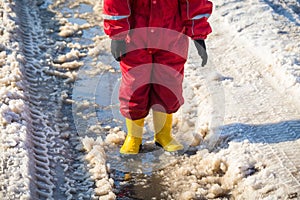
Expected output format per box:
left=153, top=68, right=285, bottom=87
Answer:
left=180, top=0, right=213, bottom=40
left=102, top=0, right=131, bottom=40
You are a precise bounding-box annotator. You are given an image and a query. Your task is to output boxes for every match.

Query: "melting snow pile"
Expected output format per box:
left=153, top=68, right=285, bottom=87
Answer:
left=161, top=141, right=289, bottom=199
left=81, top=136, right=116, bottom=200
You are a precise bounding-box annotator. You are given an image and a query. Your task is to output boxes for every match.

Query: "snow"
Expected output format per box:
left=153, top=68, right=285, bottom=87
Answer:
left=213, top=0, right=300, bottom=103
left=0, top=1, right=32, bottom=199
left=161, top=140, right=299, bottom=199
left=82, top=136, right=116, bottom=199
left=1, top=0, right=300, bottom=199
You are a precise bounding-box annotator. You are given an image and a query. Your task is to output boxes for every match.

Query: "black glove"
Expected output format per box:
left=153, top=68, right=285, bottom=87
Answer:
left=111, top=40, right=126, bottom=62
left=194, top=40, right=208, bottom=67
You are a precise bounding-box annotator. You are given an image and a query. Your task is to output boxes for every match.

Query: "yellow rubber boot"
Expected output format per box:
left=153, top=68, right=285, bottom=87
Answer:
left=153, top=111, right=184, bottom=152
left=120, top=118, right=144, bottom=154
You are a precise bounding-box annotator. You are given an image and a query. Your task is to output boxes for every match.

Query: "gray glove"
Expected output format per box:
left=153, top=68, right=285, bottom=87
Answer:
left=194, top=40, right=208, bottom=67
left=111, top=40, right=126, bottom=62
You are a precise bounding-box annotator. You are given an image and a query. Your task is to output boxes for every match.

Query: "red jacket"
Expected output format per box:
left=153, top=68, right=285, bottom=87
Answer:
left=103, top=0, right=213, bottom=40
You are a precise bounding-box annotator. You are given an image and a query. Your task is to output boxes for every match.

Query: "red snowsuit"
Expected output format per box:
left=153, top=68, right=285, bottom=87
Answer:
left=103, top=0, right=213, bottom=120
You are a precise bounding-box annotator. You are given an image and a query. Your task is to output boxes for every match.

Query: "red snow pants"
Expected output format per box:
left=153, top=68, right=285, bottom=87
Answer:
left=119, top=39, right=188, bottom=120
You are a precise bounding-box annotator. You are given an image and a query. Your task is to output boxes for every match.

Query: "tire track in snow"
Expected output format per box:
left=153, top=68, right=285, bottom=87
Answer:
left=245, top=124, right=300, bottom=195
left=263, top=0, right=300, bottom=25
left=15, top=1, right=57, bottom=198
left=209, top=15, right=300, bottom=197
left=215, top=0, right=300, bottom=109
left=13, top=0, right=95, bottom=199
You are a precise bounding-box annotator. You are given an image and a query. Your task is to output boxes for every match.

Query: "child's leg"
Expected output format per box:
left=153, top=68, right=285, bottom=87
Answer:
left=119, top=49, right=153, bottom=120
left=119, top=49, right=153, bottom=154
left=151, top=50, right=186, bottom=114
left=149, top=51, right=186, bottom=152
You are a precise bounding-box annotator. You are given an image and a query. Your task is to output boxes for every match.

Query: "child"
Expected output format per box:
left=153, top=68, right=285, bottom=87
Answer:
left=103, top=0, right=213, bottom=154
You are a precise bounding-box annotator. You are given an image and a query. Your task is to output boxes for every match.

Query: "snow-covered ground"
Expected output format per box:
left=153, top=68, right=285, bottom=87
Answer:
left=214, top=0, right=300, bottom=107
left=0, top=1, right=33, bottom=199
left=0, top=0, right=299, bottom=199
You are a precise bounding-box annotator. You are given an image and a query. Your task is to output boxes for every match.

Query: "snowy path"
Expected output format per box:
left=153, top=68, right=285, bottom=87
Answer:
left=0, top=0, right=300, bottom=199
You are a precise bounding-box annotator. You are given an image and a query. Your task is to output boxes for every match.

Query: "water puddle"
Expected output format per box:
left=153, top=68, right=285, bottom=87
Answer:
left=68, top=17, right=87, bottom=25
left=112, top=170, right=168, bottom=200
